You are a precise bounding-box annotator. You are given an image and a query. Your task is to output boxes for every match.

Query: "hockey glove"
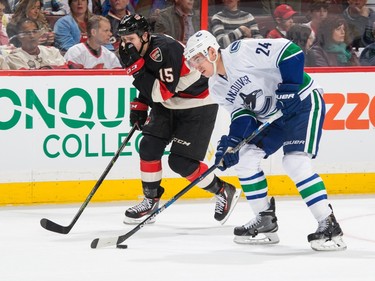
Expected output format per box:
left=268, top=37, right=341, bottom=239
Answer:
left=275, top=83, right=301, bottom=115
left=214, top=135, right=242, bottom=171
left=130, top=97, right=148, bottom=130
left=119, top=42, right=145, bottom=77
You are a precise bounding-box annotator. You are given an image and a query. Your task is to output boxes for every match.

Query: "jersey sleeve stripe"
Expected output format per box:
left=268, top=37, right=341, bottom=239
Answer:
left=277, top=41, right=303, bottom=66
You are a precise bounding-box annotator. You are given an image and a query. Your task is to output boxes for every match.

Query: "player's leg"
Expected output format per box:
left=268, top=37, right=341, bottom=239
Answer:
left=123, top=134, right=167, bottom=224
left=168, top=154, right=241, bottom=224
left=232, top=143, right=279, bottom=244
left=171, top=104, right=241, bottom=224
left=124, top=104, right=170, bottom=224
left=282, top=89, right=346, bottom=251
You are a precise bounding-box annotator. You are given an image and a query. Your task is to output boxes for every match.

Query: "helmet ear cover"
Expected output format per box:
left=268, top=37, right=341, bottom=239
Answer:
left=184, top=30, right=220, bottom=61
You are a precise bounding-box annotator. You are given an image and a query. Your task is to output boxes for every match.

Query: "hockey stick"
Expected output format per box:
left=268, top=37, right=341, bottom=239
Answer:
left=40, top=125, right=138, bottom=234
left=90, top=111, right=282, bottom=249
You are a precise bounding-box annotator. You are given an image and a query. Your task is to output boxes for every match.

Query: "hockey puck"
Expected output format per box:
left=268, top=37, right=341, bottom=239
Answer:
left=117, top=244, right=128, bottom=249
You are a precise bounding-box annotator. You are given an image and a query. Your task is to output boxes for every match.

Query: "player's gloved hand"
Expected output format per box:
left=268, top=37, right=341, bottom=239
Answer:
left=119, top=42, right=145, bottom=77
left=130, top=97, right=148, bottom=130
left=214, top=135, right=242, bottom=171
left=275, top=83, right=301, bottom=115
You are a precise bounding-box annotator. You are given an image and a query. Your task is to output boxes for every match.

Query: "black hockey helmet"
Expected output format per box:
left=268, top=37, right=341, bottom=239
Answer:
left=118, top=14, right=150, bottom=37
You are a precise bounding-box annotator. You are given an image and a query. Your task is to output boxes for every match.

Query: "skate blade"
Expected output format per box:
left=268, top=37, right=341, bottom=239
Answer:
left=123, top=216, right=156, bottom=225
left=219, top=189, right=242, bottom=225
left=310, top=235, right=347, bottom=251
left=233, top=232, right=280, bottom=245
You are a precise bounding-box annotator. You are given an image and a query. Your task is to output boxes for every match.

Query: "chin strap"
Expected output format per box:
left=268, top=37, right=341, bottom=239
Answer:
left=138, top=33, right=150, bottom=56
left=207, top=50, right=219, bottom=75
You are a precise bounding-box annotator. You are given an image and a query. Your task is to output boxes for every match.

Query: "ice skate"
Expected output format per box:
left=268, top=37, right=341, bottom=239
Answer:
left=308, top=205, right=347, bottom=251
left=123, top=187, right=164, bottom=225
left=233, top=197, right=279, bottom=244
left=214, top=181, right=242, bottom=225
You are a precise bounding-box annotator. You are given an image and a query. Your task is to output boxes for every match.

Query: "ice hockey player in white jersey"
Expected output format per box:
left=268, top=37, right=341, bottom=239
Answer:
left=184, top=30, right=346, bottom=251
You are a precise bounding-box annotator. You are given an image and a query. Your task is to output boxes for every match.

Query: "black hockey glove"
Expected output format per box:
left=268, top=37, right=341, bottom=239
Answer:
left=275, top=83, right=301, bottom=115
left=214, top=135, right=241, bottom=171
left=119, top=42, right=145, bottom=77
left=130, top=97, right=148, bottom=130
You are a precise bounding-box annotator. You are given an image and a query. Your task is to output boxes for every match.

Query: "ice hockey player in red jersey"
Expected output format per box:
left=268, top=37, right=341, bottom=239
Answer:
left=118, top=14, right=242, bottom=225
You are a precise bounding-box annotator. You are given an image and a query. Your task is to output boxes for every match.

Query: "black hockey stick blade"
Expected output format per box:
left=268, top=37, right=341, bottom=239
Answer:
left=40, top=125, right=138, bottom=235
left=40, top=218, right=72, bottom=234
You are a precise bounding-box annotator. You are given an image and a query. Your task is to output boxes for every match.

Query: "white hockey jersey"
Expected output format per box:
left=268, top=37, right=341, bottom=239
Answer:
left=6, top=45, right=67, bottom=70
left=64, top=43, right=122, bottom=69
left=209, top=38, right=318, bottom=123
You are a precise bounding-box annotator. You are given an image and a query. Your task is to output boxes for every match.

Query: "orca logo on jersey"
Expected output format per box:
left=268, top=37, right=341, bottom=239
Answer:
left=230, top=40, right=241, bottom=53
left=240, top=89, right=262, bottom=110
left=150, top=47, right=162, bottom=62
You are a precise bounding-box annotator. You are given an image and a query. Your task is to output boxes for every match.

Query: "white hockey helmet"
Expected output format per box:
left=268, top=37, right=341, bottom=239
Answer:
left=184, top=30, right=220, bottom=61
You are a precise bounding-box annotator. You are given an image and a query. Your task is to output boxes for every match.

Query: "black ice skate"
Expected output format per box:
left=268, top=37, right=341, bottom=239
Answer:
left=214, top=181, right=242, bottom=225
left=307, top=205, right=347, bottom=251
left=123, top=187, right=164, bottom=225
left=233, top=197, right=279, bottom=244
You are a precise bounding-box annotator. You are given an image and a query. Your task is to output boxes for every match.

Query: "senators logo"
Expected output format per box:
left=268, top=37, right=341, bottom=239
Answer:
left=150, top=48, right=162, bottom=62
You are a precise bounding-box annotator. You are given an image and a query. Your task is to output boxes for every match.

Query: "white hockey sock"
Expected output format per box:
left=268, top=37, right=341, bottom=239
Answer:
left=283, top=153, right=332, bottom=221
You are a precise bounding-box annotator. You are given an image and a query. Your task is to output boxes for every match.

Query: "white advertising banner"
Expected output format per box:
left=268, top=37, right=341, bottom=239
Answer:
left=0, top=70, right=374, bottom=185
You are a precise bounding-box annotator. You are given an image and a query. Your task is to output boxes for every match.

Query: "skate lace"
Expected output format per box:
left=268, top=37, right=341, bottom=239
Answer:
left=215, top=193, right=226, bottom=214
left=317, top=217, right=330, bottom=233
left=130, top=198, right=153, bottom=212
left=243, top=215, right=262, bottom=229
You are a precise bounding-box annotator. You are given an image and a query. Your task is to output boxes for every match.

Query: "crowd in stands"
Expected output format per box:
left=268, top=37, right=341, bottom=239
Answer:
left=0, top=0, right=374, bottom=69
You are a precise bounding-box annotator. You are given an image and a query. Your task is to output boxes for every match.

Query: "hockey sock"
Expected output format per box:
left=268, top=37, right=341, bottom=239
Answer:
left=239, top=170, right=269, bottom=214
left=186, top=162, right=215, bottom=189
left=140, top=159, right=163, bottom=198
left=283, top=153, right=332, bottom=221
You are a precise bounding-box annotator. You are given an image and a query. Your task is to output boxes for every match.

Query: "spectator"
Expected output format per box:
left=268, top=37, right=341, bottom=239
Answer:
left=286, top=23, right=314, bottom=52
left=6, top=18, right=67, bottom=69
left=54, top=0, right=92, bottom=53
left=0, top=54, right=9, bottom=68
left=105, top=0, right=132, bottom=50
left=327, top=0, right=348, bottom=15
left=303, top=0, right=329, bottom=43
left=43, top=0, right=69, bottom=15
left=0, top=0, right=9, bottom=45
left=254, top=1, right=301, bottom=15
left=359, top=41, right=375, bottom=65
left=210, top=0, right=262, bottom=48
left=92, top=0, right=112, bottom=15
left=154, top=0, right=199, bottom=45
left=64, top=15, right=121, bottom=68
left=267, top=4, right=297, bottom=38
left=343, top=0, right=375, bottom=48
left=130, top=0, right=168, bottom=17
left=7, top=0, right=55, bottom=46
left=60, top=0, right=94, bottom=13
left=6, top=0, right=19, bottom=13
left=307, top=15, right=359, bottom=66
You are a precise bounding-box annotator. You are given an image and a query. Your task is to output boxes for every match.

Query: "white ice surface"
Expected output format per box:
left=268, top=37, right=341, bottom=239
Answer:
left=1, top=195, right=374, bottom=281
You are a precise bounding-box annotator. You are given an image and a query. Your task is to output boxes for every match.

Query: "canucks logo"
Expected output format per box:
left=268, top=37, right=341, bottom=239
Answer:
left=239, top=89, right=262, bottom=110
left=230, top=41, right=241, bottom=53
